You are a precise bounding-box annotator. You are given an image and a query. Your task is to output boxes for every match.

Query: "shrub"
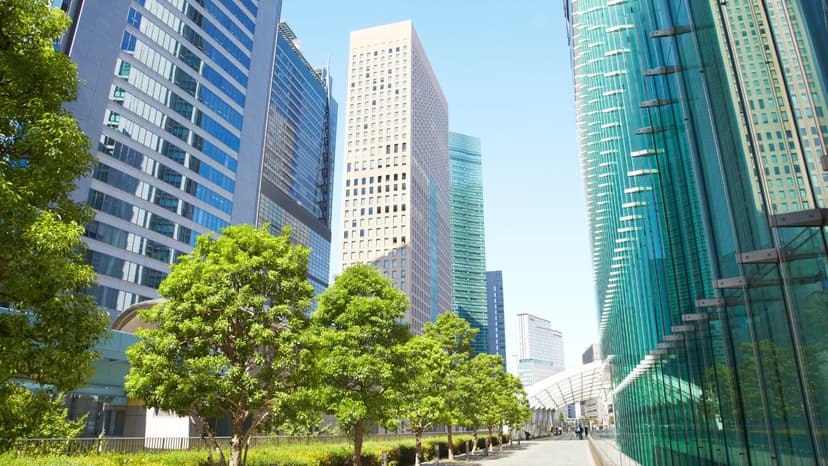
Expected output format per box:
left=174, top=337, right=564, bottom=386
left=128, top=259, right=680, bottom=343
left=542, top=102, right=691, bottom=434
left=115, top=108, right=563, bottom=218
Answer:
left=0, top=434, right=496, bottom=465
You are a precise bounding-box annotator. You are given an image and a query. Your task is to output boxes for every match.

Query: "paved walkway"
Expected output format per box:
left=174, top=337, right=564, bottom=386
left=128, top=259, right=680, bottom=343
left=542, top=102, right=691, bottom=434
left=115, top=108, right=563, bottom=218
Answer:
left=427, top=434, right=595, bottom=466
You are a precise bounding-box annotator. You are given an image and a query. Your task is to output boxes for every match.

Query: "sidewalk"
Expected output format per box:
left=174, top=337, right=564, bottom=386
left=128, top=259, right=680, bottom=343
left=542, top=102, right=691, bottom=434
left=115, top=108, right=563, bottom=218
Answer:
left=426, top=435, right=595, bottom=466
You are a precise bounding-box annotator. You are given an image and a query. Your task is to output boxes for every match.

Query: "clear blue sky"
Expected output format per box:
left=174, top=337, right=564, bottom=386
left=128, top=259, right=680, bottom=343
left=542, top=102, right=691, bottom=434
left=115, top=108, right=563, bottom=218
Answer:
left=281, top=0, right=597, bottom=370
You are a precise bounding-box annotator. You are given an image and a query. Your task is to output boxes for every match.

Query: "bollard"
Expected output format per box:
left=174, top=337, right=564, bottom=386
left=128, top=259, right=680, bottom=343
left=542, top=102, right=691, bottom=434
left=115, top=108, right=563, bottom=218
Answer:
left=382, top=450, right=388, bottom=466
left=434, top=444, right=440, bottom=465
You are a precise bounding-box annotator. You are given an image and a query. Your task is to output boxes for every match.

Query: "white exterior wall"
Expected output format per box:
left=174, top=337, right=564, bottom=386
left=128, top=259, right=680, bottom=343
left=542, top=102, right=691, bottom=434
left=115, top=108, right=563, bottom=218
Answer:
left=340, top=21, right=450, bottom=333
left=143, top=409, right=191, bottom=446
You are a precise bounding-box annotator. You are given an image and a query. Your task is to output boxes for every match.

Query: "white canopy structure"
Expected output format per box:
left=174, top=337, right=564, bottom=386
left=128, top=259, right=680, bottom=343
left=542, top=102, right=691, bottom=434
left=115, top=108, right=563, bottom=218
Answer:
left=525, top=361, right=611, bottom=411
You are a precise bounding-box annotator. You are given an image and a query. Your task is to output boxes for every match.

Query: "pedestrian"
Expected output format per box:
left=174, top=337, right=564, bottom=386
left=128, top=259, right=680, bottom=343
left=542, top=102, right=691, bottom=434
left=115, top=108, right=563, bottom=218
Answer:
left=576, top=425, right=583, bottom=440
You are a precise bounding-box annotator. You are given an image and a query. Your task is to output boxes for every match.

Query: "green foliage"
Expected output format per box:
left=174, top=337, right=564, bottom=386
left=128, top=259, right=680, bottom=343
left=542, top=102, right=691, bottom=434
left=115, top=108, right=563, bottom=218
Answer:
left=310, top=264, right=411, bottom=465
left=496, top=372, right=531, bottom=430
left=0, top=0, right=108, bottom=441
left=0, top=0, right=108, bottom=390
left=397, top=335, right=449, bottom=464
left=455, top=353, right=506, bottom=437
left=125, top=225, right=315, bottom=466
left=0, top=435, right=495, bottom=466
left=399, top=335, right=448, bottom=430
left=0, top=385, right=84, bottom=451
left=420, top=312, right=477, bottom=459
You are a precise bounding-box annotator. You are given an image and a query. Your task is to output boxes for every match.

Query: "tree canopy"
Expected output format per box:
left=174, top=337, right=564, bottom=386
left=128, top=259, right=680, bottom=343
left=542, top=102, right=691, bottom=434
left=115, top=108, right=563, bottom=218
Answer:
left=399, top=335, right=449, bottom=465
left=125, top=225, right=314, bottom=466
left=0, top=0, right=107, bottom=392
left=310, top=264, right=410, bottom=466
left=423, top=312, right=478, bottom=461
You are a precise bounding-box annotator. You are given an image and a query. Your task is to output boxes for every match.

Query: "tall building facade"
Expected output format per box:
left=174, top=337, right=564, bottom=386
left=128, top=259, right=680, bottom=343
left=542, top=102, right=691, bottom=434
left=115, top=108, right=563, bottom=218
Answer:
left=340, top=21, right=451, bottom=333
left=567, top=0, right=828, bottom=464
left=258, top=22, right=337, bottom=295
left=449, top=132, right=488, bottom=354
left=516, top=313, right=564, bottom=387
left=61, top=1, right=335, bottom=318
left=486, top=270, right=507, bottom=369
left=66, top=0, right=284, bottom=317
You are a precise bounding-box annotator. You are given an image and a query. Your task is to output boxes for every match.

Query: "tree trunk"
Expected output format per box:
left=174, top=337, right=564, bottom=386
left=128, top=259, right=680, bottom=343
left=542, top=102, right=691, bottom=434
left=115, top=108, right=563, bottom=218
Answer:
left=229, top=433, right=245, bottom=466
left=499, top=424, right=504, bottom=452
left=415, top=429, right=423, bottom=466
left=353, top=419, right=364, bottom=466
left=200, top=418, right=226, bottom=466
left=472, top=430, right=478, bottom=454
left=446, top=424, right=454, bottom=461
left=487, top=427, right=493, bottom=453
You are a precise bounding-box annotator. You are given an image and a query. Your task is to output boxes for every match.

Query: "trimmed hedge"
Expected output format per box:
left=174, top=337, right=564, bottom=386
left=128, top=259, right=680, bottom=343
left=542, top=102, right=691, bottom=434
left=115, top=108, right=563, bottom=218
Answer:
left=0, top=433, right=512, bottom=466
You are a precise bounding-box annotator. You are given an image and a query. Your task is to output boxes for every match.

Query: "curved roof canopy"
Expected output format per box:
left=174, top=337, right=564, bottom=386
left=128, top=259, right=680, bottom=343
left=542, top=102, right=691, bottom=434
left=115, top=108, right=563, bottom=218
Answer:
left=526, top=361, right=611, bottom=410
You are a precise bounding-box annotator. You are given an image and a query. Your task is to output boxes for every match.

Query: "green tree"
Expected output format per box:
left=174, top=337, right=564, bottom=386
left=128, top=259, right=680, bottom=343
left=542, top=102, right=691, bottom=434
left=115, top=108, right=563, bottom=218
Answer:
left=0, top=385, right=85, bottom=451
left=495, top=372, right=530, bottom=452
left=0, top=0, right=108, bottom=437
left=423, top=312, right=478, bottom=461
left=310, top=264, right=410, bottom=466
left=456, top=353, right=503, bottom=454
left=398, top=335, right=449, bottom=466
left=125, top=225, right=314, bottom=466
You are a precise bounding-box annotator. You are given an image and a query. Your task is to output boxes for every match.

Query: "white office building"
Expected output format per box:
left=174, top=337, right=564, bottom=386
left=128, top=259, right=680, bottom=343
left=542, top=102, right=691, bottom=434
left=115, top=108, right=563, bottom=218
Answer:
left=340, top=21, right=451, bottom=333
left=516, top=313, right=564, bottom=387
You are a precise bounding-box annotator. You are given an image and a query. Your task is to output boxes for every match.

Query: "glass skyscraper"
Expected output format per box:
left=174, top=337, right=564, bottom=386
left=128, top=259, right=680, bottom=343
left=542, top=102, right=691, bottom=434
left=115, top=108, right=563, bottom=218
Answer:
left=61, top=1, right=334, bottom=318
left=486, top=270, right=507, bottom=370
left=449, top=132, right=488, bottom=354
left=258, top=22, right=337, bottom=295
left=567, top=0, right=828, bottom=464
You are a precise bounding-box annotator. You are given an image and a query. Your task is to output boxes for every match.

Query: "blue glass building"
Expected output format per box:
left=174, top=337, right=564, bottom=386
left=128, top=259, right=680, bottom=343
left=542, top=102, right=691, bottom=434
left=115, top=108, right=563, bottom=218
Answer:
left=61, top=2, right=335, bottom=317
left=486, top=270, right=507, bottom=370
left=258, top=23, right=337, bottom=294
left=449, top=132, right=488, bottom=355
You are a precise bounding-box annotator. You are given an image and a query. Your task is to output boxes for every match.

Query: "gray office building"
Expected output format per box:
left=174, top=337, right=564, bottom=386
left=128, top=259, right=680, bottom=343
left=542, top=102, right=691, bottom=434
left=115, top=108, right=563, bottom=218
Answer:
left=486, top=270, right=506, bottom=370
left=58, top=1, right=333, bottom=318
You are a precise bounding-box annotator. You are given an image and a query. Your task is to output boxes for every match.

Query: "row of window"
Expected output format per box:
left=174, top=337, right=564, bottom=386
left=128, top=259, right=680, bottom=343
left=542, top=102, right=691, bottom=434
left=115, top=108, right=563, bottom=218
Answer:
left=93, top=161, right=228, bottom=232
left=346, top=156, right=407, bottom=171
left=192, top=0, right=254, bottom=48
left=346, top=172, right=407, bottom=186
left=88, top=189, right=198, bottom=247
left=85, top=220, right=185, bottom=265
left=344, top=203, right=407, bottom=218
left=102, top=139, right=232, bottom=213
left=127, top=18, right=246, bottom=107
left=353, top=46, right=407, bottom=59
left=100, top=117, right=235, bottom=196
left=140, top=0, right=249, bottom=82
left=86, top=249, right=168, bottom=290
left=116, top=68, right=241, bottom=153
left=345, top=182, right=406, bottom=197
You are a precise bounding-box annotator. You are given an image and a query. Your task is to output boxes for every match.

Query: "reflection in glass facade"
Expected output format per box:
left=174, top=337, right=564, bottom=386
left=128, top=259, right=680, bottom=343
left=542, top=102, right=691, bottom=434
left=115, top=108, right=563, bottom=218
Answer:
left=65, top=0, right=283, bottom=318
left=567, top=0, right=828, bottom=464
left=258, top=22, right=337, bottom=294
left=449, top=132, right=488, bottom=355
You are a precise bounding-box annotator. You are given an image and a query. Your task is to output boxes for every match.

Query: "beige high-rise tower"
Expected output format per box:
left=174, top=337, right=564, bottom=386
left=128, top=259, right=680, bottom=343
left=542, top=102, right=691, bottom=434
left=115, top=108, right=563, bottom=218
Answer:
left=340, top=21, right=451, bottom=333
